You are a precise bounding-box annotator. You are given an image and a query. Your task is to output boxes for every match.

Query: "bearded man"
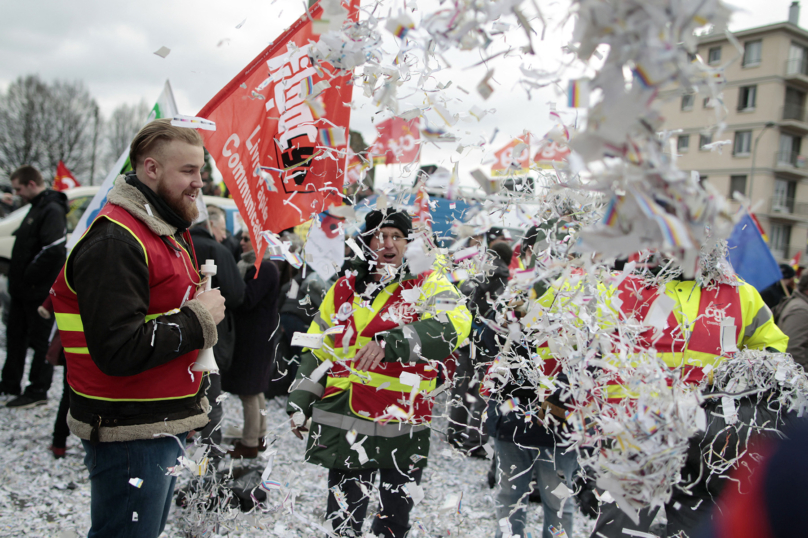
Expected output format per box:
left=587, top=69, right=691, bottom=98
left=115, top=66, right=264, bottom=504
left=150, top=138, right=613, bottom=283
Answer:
left=50, top=119, right=226, bottom=538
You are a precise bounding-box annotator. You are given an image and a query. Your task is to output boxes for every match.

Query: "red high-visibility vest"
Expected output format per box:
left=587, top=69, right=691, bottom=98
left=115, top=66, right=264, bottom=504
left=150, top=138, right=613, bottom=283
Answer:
left=604, top=277, right=743, bottom=401
left=50, top=203, right=203, bottom=401
left=321, top=272, right=441, bottom=423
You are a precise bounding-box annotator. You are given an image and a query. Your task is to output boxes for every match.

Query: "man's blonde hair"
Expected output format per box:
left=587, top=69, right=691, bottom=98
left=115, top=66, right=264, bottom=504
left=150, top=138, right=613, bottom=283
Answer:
left=129, top=118, right=204, bottom=169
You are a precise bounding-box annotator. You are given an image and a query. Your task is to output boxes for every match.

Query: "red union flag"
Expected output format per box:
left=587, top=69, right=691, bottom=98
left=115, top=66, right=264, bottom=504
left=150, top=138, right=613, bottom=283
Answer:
left=533, top=141, right=571, bottom=169
left=370, top=117, right=420, bottom=164
left=345, top=148, right=366, bottom=186
left=197, top=0, right=358, bottom=266
left=54, top=160, right=80, bottom=191
left=491, top=137, right=532, bottom=177
left=790, top=250, right=801, bottom=271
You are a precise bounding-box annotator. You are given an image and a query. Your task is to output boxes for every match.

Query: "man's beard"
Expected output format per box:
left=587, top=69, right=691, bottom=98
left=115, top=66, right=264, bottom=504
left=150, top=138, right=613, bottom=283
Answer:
left=157, top=181, right=199, bottom=222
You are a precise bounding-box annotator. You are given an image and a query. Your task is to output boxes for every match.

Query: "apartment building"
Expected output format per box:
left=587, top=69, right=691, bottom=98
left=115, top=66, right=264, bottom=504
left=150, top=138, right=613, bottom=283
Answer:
left=661, top=3, right=808, bottom=262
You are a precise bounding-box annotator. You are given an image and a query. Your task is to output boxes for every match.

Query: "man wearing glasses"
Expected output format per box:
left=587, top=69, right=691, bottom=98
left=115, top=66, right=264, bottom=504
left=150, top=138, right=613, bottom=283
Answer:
left=287, top=208, right=471, bottom=538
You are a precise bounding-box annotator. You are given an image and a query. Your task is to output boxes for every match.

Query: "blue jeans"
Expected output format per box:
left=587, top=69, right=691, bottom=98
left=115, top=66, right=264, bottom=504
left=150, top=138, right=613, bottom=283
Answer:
left=495, top=439, right=579, bottom=538
left=82, top=434, right=187, bottom=538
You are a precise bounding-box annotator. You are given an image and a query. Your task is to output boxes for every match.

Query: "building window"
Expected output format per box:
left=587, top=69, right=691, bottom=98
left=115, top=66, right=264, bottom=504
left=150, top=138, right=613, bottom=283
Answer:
left=784, top=87, right=806, bottom=121
left=681, top=94, right=694, bottom=111
left=677, top=134, right=690, bottom=152
left=778, top=133, right=803, bottom=165
left=770, top=223, right=792, bottom=260
left=703, top=97, right=715, bottom=109
left=733, top=131, right=752, bottom=155
left=729, top=175, right=747, bottom=198
left=788, top=42, right=808, bottom=76
left=738, top=85, right=757, bottom=111
left=773, top=178, right=797, bottom=212
left=708, top=46, right=722, bottom=64
left=742, top=40, right=762, bottom=67
left=699, top=133, right=713, bottom=150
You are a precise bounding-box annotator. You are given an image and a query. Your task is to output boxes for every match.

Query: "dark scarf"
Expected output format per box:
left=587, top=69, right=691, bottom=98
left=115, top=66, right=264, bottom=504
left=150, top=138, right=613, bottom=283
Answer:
left=125, top=172, right=192, bottom=231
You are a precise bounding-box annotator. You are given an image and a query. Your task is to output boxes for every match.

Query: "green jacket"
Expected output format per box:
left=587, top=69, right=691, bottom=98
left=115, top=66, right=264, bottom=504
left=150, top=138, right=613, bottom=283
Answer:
left=287, top=261, right=471, bottom=470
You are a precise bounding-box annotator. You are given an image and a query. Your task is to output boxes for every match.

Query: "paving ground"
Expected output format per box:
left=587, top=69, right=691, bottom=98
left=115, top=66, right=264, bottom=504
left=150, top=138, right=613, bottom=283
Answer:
left=0, top=353, right=598, bottom=538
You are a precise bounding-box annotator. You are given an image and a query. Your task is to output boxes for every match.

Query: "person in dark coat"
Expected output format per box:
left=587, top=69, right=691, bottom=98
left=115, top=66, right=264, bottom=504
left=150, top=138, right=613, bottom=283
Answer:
left=189, top=206, right=245, bottom=454
left=777, top=271, right=808, bottom=369
left=270, top=265, right=329, bottom=398
left=1, top=165, right=68, bottom=407
left=222, top=232, right=280, bottom=459
left=760, top=263, right=796, bottom=310
left=486, top=326, right=579, bottom=538
left=448, top=242, right=512, bottom=456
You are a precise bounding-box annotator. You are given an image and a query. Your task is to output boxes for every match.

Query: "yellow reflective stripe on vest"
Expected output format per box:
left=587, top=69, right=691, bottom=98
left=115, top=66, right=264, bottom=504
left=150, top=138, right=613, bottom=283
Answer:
left=325, top=377, right=351, bottom=395
left=326, top=370, right=436, bottom=393
left=606, top=384, right=682, bottom=400
left=57, top=310, right=177, bottom=332
left=69, top=382, right=202, bottom=402
left=606, top=384, right=637, bottom=400
left=55, top=312, right=83, bottom=332
left=657, top=350, right=723, bottom=368
left=312, top=283, right=401, bottom=364
left=64, top=347, right=89, bottom=354
left=351, top=283, right=400, bottom=335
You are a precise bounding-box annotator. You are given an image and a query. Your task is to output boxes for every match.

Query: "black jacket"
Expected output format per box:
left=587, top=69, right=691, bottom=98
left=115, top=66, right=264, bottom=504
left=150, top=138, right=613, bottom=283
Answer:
left=468, top=257, right=510, bottom=321
left=189, top=226, right=245, bottom=371
left=221, top=258, right=280, bottom=395
left=485, top=338, right=560, bottom=448
left=483, top=282, right=562, bottom=448
left=9, top=189, right=67, bottom=302
left=221, top=232, right=241, bottom=262
left=279, top=270, right=328, bottom=324
left=64, top=180, right=216, bottom=442
left=760, top=280, right=790, bottom=311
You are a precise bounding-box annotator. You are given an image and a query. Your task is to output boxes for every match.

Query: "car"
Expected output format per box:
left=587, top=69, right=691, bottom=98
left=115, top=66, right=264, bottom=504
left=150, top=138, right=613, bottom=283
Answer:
left=0, top=185, right=241, bottom=275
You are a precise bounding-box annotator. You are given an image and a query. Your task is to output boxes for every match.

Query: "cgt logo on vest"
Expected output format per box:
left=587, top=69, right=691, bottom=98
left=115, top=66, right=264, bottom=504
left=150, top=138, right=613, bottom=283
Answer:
left=703, top=302, right=729, bottom=327
left=382, top=302, right=418, bottom=325
left=263, top=44, right=321, bottom=194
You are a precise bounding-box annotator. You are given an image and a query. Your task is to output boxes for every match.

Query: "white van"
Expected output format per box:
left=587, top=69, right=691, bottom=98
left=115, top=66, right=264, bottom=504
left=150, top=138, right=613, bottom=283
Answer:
left=0, top=186, right=240, bottom=274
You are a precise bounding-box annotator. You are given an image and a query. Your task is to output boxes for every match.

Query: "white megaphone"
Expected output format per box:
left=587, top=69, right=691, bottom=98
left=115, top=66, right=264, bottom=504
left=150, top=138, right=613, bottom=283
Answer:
left=192, top=259, right=219, bottom=373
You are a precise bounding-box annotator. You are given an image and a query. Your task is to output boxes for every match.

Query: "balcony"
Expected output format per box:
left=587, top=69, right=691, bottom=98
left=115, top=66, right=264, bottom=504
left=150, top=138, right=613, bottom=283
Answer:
left=773, top=150, right=808, bottom=178
left=785, top=58, right=808, bottom=89
left=768, top=196, right=808, bottom=221
left=780, top=104, right=808, bottom=133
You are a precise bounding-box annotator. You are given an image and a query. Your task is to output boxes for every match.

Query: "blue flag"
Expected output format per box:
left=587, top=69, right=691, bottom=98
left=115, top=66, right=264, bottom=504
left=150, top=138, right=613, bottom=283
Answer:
left=727, top=213, right=782, bottom=290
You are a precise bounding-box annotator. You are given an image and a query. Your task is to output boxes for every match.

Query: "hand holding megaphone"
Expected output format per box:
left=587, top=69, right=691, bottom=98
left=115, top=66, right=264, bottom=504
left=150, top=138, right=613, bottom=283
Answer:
left=193, top=260, right=225, bottom=372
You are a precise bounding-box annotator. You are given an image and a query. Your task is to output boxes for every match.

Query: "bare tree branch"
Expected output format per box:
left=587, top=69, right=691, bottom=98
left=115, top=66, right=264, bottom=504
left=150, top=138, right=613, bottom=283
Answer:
left=104, top=100, right=150, bottom=165
left=0, top=75, right=100, bottom=184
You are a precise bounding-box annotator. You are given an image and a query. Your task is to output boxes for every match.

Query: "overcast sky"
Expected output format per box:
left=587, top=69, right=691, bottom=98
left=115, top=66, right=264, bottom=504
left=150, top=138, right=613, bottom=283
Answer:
left=0, top=0, right=797, bottom=183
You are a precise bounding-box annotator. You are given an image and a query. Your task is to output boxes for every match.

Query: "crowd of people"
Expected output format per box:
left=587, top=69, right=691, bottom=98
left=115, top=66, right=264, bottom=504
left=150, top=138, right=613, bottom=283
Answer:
left=1, top=118, right=807, bottom=538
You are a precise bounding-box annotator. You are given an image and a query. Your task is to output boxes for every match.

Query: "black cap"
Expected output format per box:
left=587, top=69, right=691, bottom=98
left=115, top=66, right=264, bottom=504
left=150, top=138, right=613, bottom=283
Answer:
left=486, top=226, right=511, bottom=243
left=523, top=225, right=540, bottom=249
left=780, top=263, right=796, bottom=279
left=362, top=209, right=412, bottom=241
